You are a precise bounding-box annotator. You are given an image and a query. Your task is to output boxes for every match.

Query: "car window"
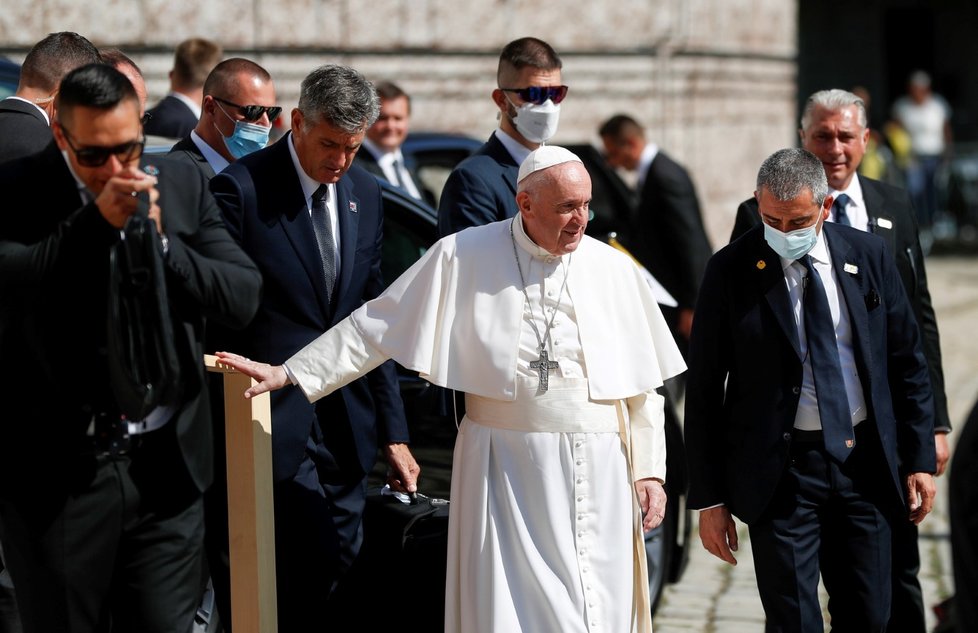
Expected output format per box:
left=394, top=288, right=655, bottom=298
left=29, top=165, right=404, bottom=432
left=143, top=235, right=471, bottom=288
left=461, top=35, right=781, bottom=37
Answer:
left=380, top=191, right=437, bottom=287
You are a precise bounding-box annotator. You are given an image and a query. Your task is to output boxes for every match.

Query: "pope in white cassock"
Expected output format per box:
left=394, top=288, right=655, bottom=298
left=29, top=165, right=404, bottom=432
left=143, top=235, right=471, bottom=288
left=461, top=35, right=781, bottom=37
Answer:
left=217, top=146, right=686, bottom=633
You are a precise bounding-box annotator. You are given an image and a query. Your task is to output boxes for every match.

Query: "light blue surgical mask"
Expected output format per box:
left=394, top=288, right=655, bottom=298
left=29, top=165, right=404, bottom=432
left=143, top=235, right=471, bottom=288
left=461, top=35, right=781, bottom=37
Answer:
left=215, top=102, right=271, bottom=159
left=763, top=220, right=821, bottom=260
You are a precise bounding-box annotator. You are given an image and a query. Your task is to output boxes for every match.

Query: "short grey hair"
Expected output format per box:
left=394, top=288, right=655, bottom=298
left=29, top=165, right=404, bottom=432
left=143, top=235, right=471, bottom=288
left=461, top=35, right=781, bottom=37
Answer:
left=756, top=148, right=828, bottom=207
left=297, top=64, right=379, bottom=134
left=800, top=89, right=867, bottom=131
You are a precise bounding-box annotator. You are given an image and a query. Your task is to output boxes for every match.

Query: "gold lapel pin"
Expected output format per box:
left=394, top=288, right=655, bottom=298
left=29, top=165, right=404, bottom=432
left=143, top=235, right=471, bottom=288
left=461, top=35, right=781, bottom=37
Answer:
left=756, top=260, right=766, bottom=270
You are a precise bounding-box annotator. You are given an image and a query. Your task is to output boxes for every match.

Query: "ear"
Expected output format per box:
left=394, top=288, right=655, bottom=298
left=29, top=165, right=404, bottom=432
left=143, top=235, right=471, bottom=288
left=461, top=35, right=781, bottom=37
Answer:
left=516, top=190, right=532, bottom=215
left=821, top=194, right=834, bottom=219
left=290, top=108, right=303, bottom=135
left=51, top=119, right=68, bottom=152
left=491, top=88, right=508, bottom=112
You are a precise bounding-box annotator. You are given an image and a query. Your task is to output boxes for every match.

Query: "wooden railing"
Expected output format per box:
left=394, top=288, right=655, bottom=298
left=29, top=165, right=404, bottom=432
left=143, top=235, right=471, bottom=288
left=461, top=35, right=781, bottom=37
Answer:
left=204, top=355, right=277, bottom=633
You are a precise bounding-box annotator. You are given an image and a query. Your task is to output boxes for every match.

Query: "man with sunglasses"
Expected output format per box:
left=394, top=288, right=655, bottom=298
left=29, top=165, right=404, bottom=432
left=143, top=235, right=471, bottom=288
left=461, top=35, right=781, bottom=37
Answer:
left=210, top=64, right=418, bottom=631
left=0, top=31, right=101, bottom=165
left=0, top=63, right=261, bottom=633
left=169, top=57, right=279, bottom=178
left=438, top=36, right=567, bottom=237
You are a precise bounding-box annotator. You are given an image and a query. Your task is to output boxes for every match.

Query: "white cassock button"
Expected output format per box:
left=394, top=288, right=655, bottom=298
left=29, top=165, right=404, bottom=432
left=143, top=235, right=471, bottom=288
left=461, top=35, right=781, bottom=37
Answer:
left=577, top=496, right=583, bottom=502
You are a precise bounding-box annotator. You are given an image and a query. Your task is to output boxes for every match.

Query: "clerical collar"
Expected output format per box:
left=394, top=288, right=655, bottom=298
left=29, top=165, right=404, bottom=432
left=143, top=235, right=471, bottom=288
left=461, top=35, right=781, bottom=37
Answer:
left=494, top=128, right=533, bottom=167
left=512, top=213, right=561, bottom=263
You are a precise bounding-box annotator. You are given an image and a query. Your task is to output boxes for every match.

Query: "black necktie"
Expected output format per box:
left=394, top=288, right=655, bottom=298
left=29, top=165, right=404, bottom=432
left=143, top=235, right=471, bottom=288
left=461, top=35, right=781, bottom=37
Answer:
left=310, top=184, right=337, bottom=303
left=832, top=193, right=851, bottom=227
left=800, top=255, right=854, bottom=462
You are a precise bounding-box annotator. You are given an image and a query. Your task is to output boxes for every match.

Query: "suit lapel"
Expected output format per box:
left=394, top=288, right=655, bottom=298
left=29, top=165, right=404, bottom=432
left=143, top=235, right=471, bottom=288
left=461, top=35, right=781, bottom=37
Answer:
left=860, top=175, right=897, bottom=254
left=267, top=141, right=332, bottom=316
left=754, top=237, right=802, bottom=359
left=333, top=175, right=361, bottom=323
left=825, top=226, right=874, bottom=387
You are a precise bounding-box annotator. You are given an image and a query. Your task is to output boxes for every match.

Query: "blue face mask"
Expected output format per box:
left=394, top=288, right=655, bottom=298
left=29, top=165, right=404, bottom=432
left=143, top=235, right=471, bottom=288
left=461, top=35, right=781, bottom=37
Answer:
left=763, top=220, right=821, bottom=260
left=215, top=102, right=271, bottom=159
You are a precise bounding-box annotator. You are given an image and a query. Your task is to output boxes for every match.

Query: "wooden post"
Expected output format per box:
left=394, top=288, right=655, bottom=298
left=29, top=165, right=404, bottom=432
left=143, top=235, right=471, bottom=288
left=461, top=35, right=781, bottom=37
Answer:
left=204, top=355, right=277, bottom=633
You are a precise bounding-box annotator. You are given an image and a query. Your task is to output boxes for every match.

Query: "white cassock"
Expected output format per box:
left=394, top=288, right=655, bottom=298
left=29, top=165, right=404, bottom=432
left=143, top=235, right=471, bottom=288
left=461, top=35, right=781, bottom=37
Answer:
left=287, top=215, right=686, bottom=633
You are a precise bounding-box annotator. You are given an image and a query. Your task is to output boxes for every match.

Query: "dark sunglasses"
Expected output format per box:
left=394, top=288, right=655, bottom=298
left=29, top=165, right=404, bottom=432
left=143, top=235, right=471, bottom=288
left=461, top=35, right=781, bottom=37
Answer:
left=61, top=128, right=145, bottom=168
left=500, top=85, right=569, bottom=105
left=213, top=97, right=282, bottom=123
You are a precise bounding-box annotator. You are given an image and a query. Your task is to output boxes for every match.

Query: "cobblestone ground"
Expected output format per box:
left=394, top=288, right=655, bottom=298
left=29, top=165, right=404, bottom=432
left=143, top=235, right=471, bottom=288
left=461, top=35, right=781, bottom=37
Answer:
left=655, top=255, right=978, bottom=632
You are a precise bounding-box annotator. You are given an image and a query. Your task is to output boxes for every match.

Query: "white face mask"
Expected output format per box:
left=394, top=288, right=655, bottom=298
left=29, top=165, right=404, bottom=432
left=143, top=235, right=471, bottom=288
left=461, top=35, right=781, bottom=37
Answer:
left=763, top=217, right=822, bottom=260
left=507, top=96, right=561, bottom=144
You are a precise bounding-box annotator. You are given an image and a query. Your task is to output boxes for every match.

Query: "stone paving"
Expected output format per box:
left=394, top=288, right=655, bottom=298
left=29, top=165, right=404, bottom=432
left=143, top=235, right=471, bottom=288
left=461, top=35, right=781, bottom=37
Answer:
left=654, top=255, right=978, bottom=632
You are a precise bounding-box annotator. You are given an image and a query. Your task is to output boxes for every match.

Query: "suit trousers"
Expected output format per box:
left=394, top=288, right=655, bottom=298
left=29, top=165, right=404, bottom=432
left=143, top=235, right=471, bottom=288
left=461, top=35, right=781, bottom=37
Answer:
left=0, top=430, right=204, bottom=633
left=749, top=423, right=895, bottom=633
left=272, top=416, right=368, bottom=633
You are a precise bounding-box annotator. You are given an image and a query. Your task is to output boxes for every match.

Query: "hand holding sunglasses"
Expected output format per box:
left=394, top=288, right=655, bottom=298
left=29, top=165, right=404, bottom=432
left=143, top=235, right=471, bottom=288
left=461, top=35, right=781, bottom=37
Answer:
left=499, top=85, right=569, bottom=105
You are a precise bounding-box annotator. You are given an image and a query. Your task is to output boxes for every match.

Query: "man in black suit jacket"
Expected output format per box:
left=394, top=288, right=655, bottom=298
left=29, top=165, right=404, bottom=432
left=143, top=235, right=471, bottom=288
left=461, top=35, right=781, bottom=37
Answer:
left=729, top=89, right=949, bottom=633
left=686, top=148, right=936, bottom=632
left=0, top=32, right=100, bottom=165
left=438, top=37, right=566, bottom=237
left=210, top=64, right=419, bottom=631
left=166, top=56, right=277, bottom=633
left=600, top=114, right=713, bottom=348
left=144, top=38, right=222, bottom=139
left=0, top=64, right=261, bottom=633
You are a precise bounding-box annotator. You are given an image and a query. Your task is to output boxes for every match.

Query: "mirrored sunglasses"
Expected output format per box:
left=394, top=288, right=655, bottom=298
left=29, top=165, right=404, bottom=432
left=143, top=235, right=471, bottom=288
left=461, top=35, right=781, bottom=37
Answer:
left=500, top=85, right=569, bottom=105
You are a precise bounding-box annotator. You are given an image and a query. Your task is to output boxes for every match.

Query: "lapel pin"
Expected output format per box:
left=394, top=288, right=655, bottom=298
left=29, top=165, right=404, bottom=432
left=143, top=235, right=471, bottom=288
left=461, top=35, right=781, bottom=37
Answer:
left=877, top=218, right=893, bottom=229
left=142, top=165, right=159, bottom=177
left=756, top=260, right=766, bottom=270
left=845, top=439, right=855, bottom=448
left=349, top=201, right=358, bottom=213
left=843, top=263, right=859, bottom=275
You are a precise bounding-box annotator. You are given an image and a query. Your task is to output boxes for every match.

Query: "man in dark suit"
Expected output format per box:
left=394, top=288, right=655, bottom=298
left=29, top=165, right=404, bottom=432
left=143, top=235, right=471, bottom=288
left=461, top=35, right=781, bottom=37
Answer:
left=144, top=38, right=223, bottom=139
left=168, top=57, right=278, bottom=179
left=0, top=63, right=261, bottom=633
left=438, top=37, right=565, bottom=236
left=210, top=64, right=419, bottom=631
left=166, top=56, right=277, bottom=632
left=950, top=398, right=978, bottom=632
left=599, top=113, right=713, bottom=348
left=0, top=31, right=100, bottom=165
left=355, top=80, right=431, bottom=204
left=730, top=89, right=950, bottom=633
left=686, top=148, right=936, bottom=632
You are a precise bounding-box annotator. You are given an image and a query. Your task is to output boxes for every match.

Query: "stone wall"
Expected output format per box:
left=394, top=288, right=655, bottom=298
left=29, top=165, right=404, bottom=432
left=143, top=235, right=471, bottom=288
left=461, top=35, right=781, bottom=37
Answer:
left=0, top=0, right=798, bottom=244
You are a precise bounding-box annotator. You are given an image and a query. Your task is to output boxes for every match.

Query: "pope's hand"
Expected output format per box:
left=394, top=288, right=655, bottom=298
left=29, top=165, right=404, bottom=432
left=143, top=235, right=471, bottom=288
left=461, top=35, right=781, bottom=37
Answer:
left=215, top=352, right=289, bottom=399
left=699, top=506, right=738, bottom=565
left=635, top=478, right=667, bottom=532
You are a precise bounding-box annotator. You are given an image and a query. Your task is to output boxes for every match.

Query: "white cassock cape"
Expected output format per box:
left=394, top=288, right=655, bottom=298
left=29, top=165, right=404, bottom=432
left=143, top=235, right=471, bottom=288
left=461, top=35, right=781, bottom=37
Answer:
left=287, top=217, right=686, bottom=632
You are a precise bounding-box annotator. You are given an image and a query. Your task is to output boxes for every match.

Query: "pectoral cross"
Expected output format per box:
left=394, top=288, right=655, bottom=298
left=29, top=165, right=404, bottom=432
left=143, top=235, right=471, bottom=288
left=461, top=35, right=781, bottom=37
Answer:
left=529, top=348, right=559, bottom=393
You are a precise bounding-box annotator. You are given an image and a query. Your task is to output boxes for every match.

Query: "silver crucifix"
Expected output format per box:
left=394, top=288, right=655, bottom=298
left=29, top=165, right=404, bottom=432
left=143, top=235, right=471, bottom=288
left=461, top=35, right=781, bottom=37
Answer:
left=529, top=348, right=560, bottom=392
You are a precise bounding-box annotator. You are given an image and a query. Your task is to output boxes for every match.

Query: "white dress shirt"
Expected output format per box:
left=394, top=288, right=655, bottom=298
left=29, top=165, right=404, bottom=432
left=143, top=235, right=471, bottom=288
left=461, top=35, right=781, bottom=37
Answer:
left=780, top=229, right=867, bottom=431
left=829, top=176, right=870, bottom=233
left=190, top=130, right=229, bottom=174
left=287, top=133, right=341, bottom=275
left=361, top=137, right=422, bottom=200
left=635, top=142, right=660, bottom=189
left=493, top=128, right=533, bottom=166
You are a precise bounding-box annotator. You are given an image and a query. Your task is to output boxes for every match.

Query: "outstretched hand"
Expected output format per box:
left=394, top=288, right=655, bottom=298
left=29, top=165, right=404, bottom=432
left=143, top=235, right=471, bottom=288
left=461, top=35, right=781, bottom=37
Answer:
left=215, top=352, right=290, bottom=399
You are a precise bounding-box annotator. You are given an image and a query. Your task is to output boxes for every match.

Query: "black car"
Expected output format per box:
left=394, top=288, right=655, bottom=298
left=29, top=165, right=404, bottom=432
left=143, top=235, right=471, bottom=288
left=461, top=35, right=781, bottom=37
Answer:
left=374, top=174, right=690, bottom=613
left=0, top=58, right=18, bottom=99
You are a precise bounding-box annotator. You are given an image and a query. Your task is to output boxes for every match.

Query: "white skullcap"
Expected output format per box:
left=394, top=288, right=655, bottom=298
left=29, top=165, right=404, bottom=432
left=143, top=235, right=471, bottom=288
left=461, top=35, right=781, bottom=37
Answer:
left=517, top=145, right=584, bottom=183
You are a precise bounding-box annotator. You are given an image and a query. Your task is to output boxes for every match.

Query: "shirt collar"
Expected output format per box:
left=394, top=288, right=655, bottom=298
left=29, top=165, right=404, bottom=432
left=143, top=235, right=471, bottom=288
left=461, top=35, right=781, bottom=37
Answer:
left=636, top=142, right=659, bottom=186
left=190, top=130, right=230, bottom=173
left=361, top=137, right=402, bottom=165
left=169, top=91, right=202, bottom=118
left=59, top=149, right=93, bottom=204
left=512, top=213, right=562, bottom=263
left=494, top=128, right=533, bottom=167
left=5, top=96, right=50, bottom=124
left=829, top=175, right=865, bottom=214
left=287, top=132, right=324, bottom=203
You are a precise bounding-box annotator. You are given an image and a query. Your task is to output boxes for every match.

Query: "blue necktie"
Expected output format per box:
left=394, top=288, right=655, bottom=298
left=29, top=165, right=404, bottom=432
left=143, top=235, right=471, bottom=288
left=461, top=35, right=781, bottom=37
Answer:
left=800, top=255, right=854, bottom=462
left=832, top=193, right=851, bottom=227
left=310, top=184, right=337, bottom=304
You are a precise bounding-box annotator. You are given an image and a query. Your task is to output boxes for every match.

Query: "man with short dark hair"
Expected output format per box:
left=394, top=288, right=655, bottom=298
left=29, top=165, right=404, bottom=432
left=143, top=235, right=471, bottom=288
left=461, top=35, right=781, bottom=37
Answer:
left=0, top=31, right=100, bottom=164
left=687, top=147, right=936, bottom=632
left=599, top=113, right=713, bottom=348
left=0, top=63, right=261, bottom=633
left=438, top=37, right=566, bottom=236
left=730, top=89, right=950, bottom=633
left=210, top=64, right=419, bottom=631
left=145, top=38, right=223, bottom=139
left=169, top=57, right=278, bottom=178
left=355, top=80, right=428, bottom=202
